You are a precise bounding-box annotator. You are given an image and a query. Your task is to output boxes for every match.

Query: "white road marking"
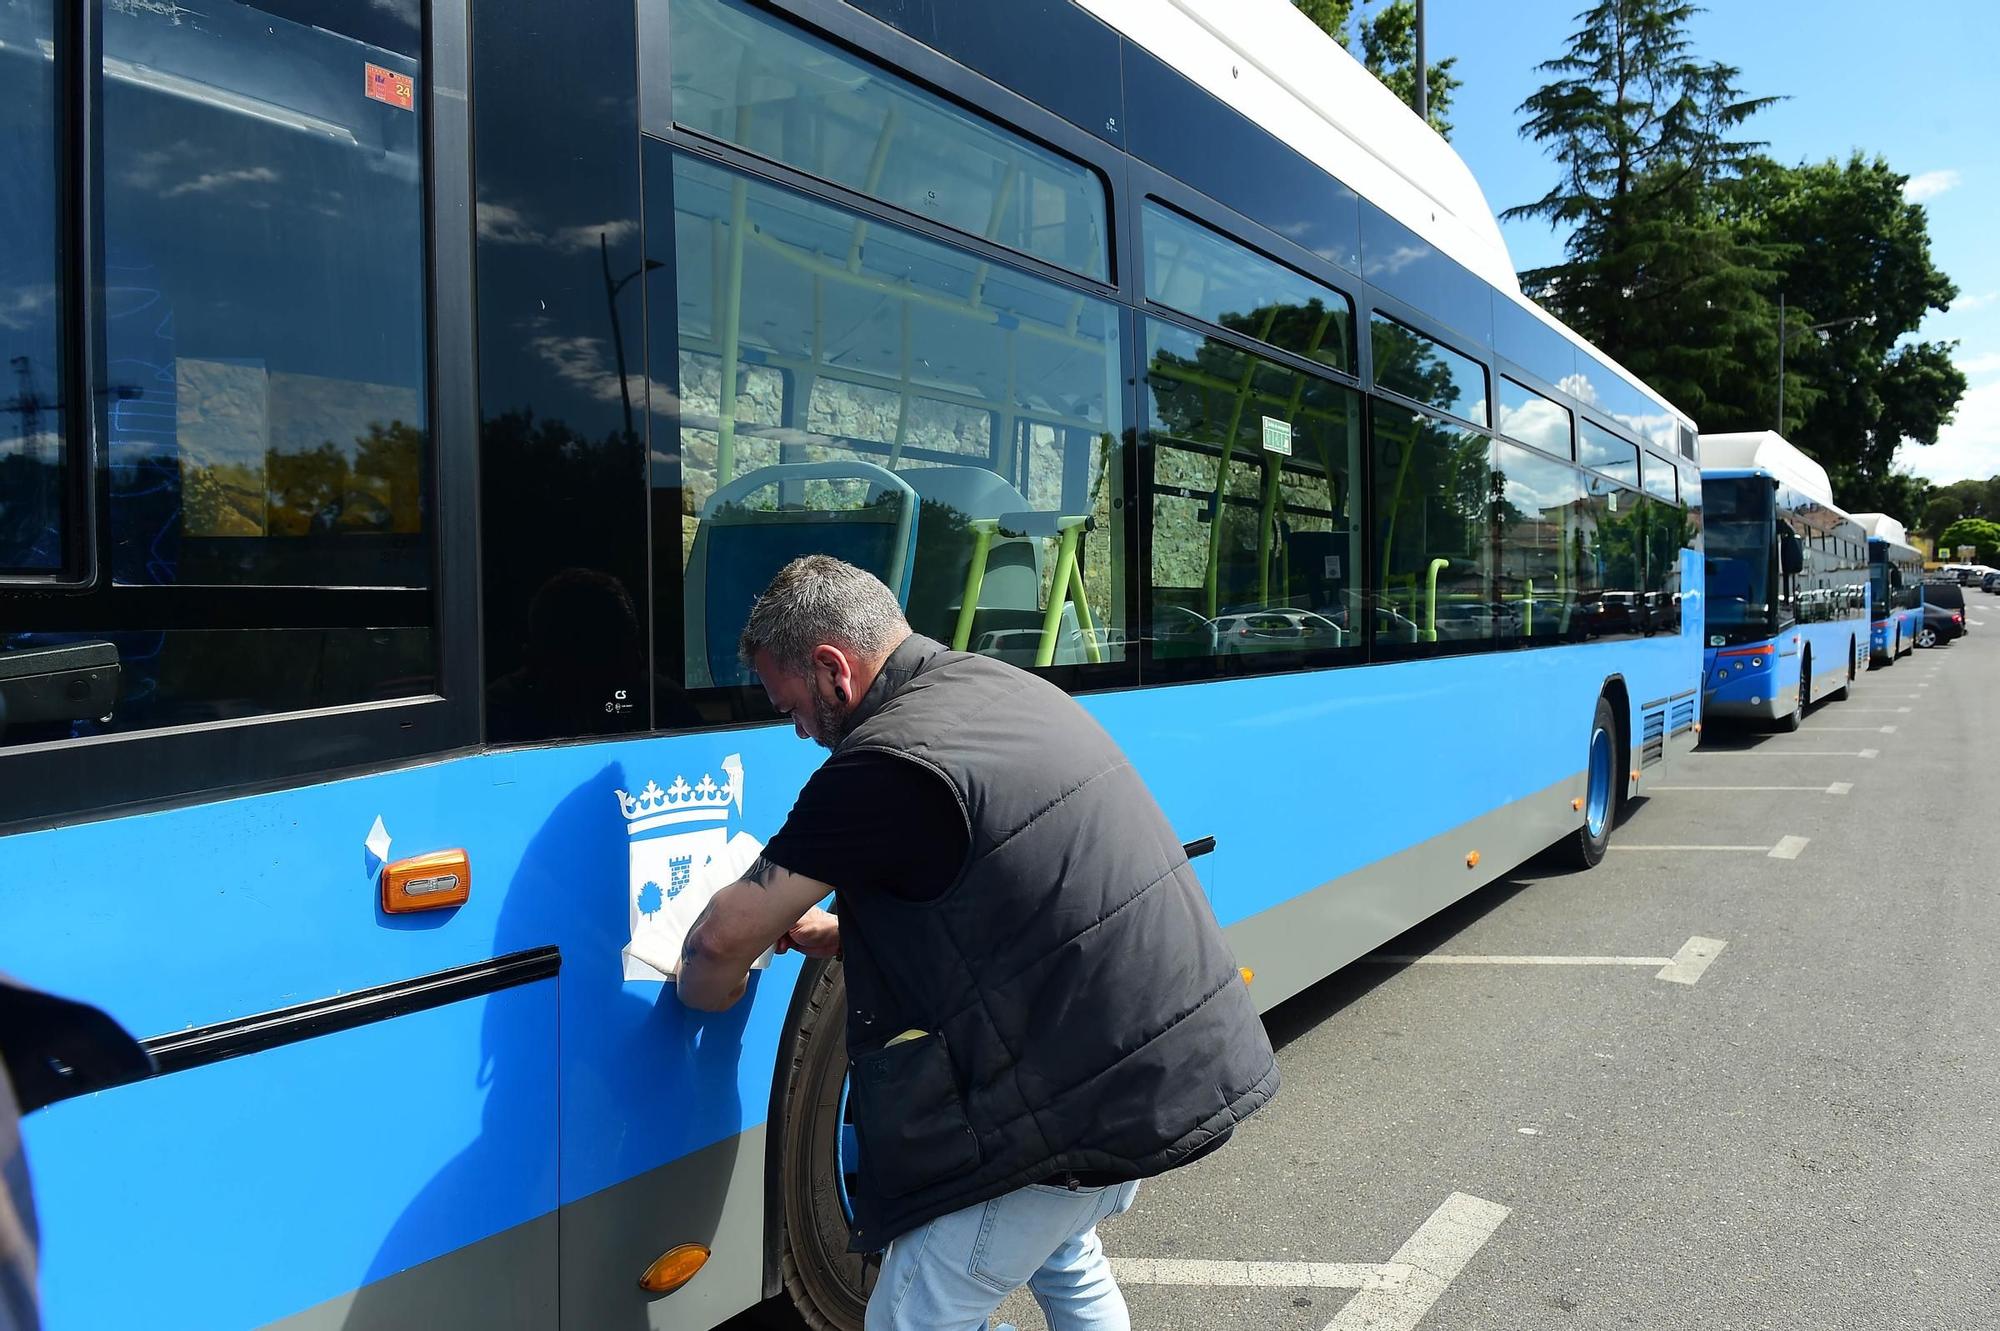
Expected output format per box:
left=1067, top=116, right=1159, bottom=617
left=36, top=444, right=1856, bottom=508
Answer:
left=1647, top=785, right=1848, bottom=793
left=1112, top=1258, right=1409, bottom=1291
left=1655, top=936, right=1728, bottom=985
left=1767, top=835, right=1811, bottom=859
left=1323, top=1193, right=1511, bottom=1331
left=1612, top=843, right=1775, bottom=851
left=1370, top=953, right=1675, bottom=966
left=1840, top=707, right=1911, bottom=712
left=1696, top=750, right=1878, bottom=757
left=1971, top=619, right=1986, bottom=627
left=1805, top=726, right=1897, bottom=732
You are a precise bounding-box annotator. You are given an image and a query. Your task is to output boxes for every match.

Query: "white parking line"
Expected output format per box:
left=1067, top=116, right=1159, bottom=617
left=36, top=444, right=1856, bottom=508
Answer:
left=1696, top=749, right=1877, bottom=758
left=1768, top=835, right=1811, bottom=859
left=1840, top=707, right=1911, bottom=713
left=1655, top=936, right=1728, bottom=985
left=1647, top=784, right=1851, bottom=794
left=1371, top=952, right=1675, bottom=965
left=1367, top=937, right=1728, bottom=987
left=1808, top=726, right=1897, bottom=732
left=1112, top=1258, right=1408, bottom=1291
left=1324, top=1193, right=1512, bottom=1331
left=1613, top=843, right=1776, bottom=851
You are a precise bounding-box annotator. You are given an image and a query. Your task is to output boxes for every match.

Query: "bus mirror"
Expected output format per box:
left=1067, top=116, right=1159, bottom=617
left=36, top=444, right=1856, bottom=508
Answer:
left=1779, top=532, right=1804, bottom=576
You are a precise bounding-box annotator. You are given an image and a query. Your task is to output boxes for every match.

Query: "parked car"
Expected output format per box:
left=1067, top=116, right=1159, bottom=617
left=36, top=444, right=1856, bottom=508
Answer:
left=1916, top=599, right=1964, bottom=647
left=1982, top=570, right=2000, bottom=594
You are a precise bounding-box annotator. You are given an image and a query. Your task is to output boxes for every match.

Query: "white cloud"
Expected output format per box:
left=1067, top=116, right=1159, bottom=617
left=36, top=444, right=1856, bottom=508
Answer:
left=1903, top=169, right=1962, bottom=203
left=1954, top=290, right=2000, bottom=313
left=1957, top=351, right=2000, bottom=378
left=475, top=201, right=641, bottom=255
left=162, top=166, right=278, bottom=198
left=1903, top=373, right=2000, bottom=482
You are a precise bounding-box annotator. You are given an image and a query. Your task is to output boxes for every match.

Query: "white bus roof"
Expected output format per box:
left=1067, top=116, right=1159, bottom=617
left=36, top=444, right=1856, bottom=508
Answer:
left=1698, top=432, right=1838, bottom=510
left=1850, top=513, right=1911, bottom=544
left=1079, top=0, right=1689, bottom=437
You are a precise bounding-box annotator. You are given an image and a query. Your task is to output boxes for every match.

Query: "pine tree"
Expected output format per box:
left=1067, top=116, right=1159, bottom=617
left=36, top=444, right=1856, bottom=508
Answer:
left=1505, top=0, right=1781, bottom=416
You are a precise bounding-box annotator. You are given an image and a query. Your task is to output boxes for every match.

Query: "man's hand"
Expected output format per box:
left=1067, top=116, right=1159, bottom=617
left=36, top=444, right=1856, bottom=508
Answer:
left=774, top=905, right=841, bottom=958
left=677, top=856, right=835, bottom=1011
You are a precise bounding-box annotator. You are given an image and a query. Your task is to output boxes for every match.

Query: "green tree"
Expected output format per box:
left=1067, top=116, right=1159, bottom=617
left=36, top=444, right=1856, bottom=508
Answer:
left=1505, top=1, right=1783, bottom=418
left=1291, top=0, right=1459, bottom=135
left=1919, top=476, right=2000, bottom=537
left=1937, top=517, right=2000, bottom=564
left=1707, top=155, right=1966, bottom=502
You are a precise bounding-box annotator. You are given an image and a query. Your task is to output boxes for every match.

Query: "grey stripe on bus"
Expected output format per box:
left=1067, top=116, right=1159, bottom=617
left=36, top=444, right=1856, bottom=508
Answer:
left=263, top=1124, right=768, bottom=1331
left=1225, top=771, right=1591, bottom=1016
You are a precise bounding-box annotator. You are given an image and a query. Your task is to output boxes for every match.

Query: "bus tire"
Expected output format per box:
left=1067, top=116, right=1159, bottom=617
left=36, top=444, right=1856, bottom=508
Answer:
left=1563, top=694, right=1620, bottom=869
left=1776, top=654, right=1806, bottom=732
left=764, top=957, right=870, bottom=1331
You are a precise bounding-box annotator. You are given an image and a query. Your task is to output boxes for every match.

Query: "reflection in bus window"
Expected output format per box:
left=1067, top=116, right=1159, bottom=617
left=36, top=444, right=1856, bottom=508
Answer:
left=664, top=151, right=1125, bottom=689
left=1143, top=320, right=1362, bottom=659
left=1494, top=441, right=1582, bottom=642
left=1369, top=399, right=1495, bottom=651
left=669, top=0, right=1108, bottom=281
left=1578, top=419, right=1639, bottom=487
left=99, top=0, right=429, bottom=589
left=1497, top=376, right=1571, bottom=459
left=1370, top=314, right=1488, bottom=427
left=2, top=0, right=434, bottom=749
left=0, top=0, right=65, bottom=575
left=1141, top=202, right=1355, bottom=374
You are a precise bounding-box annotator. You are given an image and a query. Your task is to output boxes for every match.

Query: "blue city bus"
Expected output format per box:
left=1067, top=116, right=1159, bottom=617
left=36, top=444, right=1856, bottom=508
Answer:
left=1, top=1, right=1704, bottom=1327
left=1852, top=514, right=1926, bottom=664
left=1697, top=433, right=1867, bottom=729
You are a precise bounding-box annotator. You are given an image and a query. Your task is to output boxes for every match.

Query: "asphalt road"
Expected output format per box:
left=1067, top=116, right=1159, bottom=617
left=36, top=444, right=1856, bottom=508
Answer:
left=985, top=617, right=2000, bottom=1330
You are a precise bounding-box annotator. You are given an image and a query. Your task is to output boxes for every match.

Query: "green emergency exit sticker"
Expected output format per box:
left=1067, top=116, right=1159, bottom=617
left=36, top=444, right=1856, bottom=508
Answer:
left=1261, top=415, right=1293, bottom=456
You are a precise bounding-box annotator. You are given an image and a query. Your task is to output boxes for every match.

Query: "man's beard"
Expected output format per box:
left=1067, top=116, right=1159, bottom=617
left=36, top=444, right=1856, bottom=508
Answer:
left=812, top=691, right=850, bottom=751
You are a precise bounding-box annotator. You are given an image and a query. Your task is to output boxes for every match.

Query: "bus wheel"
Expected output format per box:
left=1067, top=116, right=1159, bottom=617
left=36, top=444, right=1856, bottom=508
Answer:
left=1563, top=695, right=1619, bottom=869
left=1776, top=656, right=1806, bottom=732
left=766, top=958, right=870, bottom=1331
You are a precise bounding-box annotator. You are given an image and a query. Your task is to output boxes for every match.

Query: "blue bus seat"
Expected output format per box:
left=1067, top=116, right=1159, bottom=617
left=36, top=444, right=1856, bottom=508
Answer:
left=684, top=461, right=918, bottom=687
left=899, top=465, right=1049, bottom=650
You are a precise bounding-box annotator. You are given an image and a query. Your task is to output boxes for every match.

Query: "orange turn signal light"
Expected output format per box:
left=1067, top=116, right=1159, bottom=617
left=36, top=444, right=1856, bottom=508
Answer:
left=1572, top=797, right=1585, bottom=811
left=639, top=1243, right=710, bottom=1294
left=381, top=849, right=471, bottom=914
left=1465, top=850, right=1481, bottom=868
left=1239, top=966, right=1254, bottom=985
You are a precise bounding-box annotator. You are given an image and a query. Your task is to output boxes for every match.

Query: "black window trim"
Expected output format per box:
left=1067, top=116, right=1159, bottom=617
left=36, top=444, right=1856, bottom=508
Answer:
left=0, top=0, right=481, bottom=836
left=1495, top=371, right=1576, bottom=460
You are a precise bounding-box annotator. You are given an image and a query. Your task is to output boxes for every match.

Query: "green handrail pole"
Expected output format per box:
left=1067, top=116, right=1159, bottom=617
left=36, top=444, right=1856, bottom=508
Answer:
left=1067, top=526, right=1101, bottom=663
left=1036, top=521, right=1084, bottom=667
left=1256, top=454, right=1281, bottom=605
left=1423, top=557, right=1449, bottom=643
left=715, top=174, right=750, bottom=488
left=845, top=106, right=900, bottom=272
left=1202, top=308, right=1280, bottom=617
left=951, top=520, right=998, bottom=651
left=1524, top=577, right=1535, bottom=637
left=888, top=303, right=912, bottom=467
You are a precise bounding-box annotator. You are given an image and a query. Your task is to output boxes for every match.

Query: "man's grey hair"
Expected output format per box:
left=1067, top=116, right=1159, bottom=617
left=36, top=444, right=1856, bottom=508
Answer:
left=739, top=555, right=911, bottom=675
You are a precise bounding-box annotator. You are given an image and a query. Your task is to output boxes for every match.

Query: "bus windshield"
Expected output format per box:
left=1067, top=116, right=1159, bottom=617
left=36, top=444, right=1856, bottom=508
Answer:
left=1703, top=477, right=1776, bottom=643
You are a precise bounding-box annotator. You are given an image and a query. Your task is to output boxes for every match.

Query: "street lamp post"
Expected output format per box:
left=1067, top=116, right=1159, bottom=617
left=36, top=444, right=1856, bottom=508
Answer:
left=1775, top=292, right=1874, bottom=433
left=1415, top=0, right=1428, bottom=124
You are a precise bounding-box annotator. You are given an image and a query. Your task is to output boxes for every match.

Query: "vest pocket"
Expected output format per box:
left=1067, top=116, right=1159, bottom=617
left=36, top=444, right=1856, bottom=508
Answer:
left=850, top=1030, right=981, bottom=1198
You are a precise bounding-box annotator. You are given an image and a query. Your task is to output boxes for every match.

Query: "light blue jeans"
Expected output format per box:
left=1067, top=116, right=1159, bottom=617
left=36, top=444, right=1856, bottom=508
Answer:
left=865, top=1179, right=1139, bottom=1331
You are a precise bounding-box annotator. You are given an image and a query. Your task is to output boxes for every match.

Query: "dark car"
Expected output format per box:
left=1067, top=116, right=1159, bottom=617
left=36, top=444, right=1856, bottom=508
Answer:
left=1983, top=570, right=2000, bottom=594
left=1912, top=595, right=1960, bottom=647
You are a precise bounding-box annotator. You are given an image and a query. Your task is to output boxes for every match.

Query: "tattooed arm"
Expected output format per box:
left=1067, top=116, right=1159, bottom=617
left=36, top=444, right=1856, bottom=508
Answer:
left=677, top=855, right=835, bottom=1011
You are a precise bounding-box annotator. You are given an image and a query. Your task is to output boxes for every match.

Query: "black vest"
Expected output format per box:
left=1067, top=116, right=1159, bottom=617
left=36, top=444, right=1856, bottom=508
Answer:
left=834, top=635, right=1279, bottom=1250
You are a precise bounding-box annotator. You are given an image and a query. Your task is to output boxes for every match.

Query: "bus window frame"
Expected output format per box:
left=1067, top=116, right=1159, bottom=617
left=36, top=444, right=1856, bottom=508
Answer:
left=0, top=0, right=481, bottom=836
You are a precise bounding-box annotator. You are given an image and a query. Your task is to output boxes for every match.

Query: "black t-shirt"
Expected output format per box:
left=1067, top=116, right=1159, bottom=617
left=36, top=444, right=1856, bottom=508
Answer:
left=762, top=749, right=970, bottom=901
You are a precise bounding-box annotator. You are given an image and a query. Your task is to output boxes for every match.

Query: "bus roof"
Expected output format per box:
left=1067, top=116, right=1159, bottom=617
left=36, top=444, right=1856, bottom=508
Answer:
left=1698, top=432, right=1838, bottom=510
left=1079, top=0, right=1691, bottom=439
left=1850, top=512, right=1911, bottom=544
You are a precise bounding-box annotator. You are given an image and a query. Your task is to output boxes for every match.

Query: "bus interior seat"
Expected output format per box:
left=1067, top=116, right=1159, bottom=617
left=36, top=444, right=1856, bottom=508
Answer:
left=899, top=465, right=1088, bottom=663
left=684, top=461, right=918, bottom=687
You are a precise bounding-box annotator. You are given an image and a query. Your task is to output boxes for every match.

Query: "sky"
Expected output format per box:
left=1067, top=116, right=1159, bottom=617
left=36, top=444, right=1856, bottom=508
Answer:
left=1425, top=0, right=2000, bottom=484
